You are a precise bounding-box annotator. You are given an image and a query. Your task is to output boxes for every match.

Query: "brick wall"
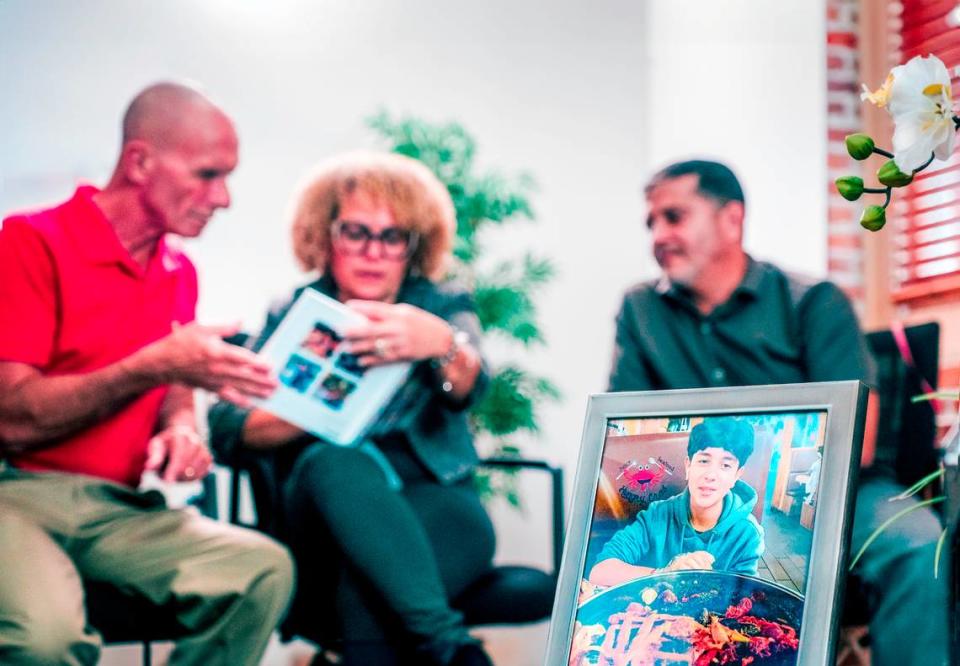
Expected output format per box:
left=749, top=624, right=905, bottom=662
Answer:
left=826, top=0, right=866, bottom=313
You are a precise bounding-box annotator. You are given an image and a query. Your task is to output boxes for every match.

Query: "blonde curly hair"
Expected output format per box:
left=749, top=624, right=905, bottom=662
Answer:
left=290, top=151, right=457, bottom=282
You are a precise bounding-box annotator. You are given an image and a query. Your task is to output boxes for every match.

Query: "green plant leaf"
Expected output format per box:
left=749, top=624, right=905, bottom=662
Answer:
left=911, top=391, right=960, bottom=403
left=849, top=496, right=945, bottom=571
left=368, top=110, right=559, bottom=508
left=935, top=527, right=948, bottom=579
left=890, top=468, right=944, bottom=501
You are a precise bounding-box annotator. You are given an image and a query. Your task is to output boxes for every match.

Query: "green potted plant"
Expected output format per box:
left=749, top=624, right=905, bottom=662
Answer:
left=368, top=111, right=560, bottom=505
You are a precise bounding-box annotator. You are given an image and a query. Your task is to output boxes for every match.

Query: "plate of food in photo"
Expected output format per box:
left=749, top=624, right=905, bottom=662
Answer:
left=571, top=570, right=802, bottom=666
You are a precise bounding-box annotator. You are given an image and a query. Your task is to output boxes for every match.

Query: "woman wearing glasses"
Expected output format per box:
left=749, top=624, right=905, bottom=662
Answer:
left=209, top=152, right=495, bottom=666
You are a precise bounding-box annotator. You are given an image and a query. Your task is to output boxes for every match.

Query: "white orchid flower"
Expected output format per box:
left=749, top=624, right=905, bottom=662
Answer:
left=864, top=54, right=957, bottom=173
left=861, top=73, right=894, bottom=108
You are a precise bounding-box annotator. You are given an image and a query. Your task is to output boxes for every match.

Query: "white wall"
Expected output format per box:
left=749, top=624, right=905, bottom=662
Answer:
left=0, top=2, right=826, bottom=663
left=0, top=0, right=646, bottom=548
left=643, top=0, right=827, bottom=275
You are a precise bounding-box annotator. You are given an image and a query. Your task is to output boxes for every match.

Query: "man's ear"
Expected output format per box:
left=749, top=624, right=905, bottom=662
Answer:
left=120, top=140, right=152, bottom=185
left=736, top=466, right=745, bottom=480
left=684, top=456, right=691, bottom=481
left=718, top=201, right=745, bottom=245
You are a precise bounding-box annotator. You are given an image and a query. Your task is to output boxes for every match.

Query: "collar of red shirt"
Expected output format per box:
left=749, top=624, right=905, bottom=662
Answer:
left=67, top=184, right=179, bottom=279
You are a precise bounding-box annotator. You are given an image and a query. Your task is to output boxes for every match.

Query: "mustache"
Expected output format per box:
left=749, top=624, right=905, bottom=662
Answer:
left=653, top=244, right=685, bottom=265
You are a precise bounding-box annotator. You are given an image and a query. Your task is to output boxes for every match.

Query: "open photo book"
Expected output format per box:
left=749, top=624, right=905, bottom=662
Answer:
left=253, top=288, right=411, bottom=446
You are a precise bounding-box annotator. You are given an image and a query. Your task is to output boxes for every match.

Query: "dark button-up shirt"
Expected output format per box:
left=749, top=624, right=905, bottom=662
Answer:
left=608, top=257, right=876, bottom=392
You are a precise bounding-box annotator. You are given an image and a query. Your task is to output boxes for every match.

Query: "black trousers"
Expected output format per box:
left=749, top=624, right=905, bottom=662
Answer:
left=282, top=440, right=495, bottom=665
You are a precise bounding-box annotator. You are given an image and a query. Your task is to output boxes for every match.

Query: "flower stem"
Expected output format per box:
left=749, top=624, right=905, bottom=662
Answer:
left=872, top=146, right=895, bottom=159
left=863, top=187, right=888, bottom=194
left=849, top=496, right=945, bottom=571
left=883, top=187, right=892, bottom=208
left=915, top=152, right=937, bottom=173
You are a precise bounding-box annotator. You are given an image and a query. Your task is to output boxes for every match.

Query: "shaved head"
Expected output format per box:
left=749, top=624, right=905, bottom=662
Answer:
left=102, top=81, right=239, bottom=240
left=121, top=82, right=231, bottom=150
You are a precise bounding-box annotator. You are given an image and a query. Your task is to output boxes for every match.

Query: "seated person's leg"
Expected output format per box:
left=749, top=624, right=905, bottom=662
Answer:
left=403, top=479, right=496, bottom=599
left=284, top=444, right=485, bottom=665
left=334, top=478, right=496, bottom=665
left=0, top=510, right=100, bottom=665
left=282, top=519, right=403, bottom=663
left=72, top=482, right=294, bottom=666
left=851, top=474, right=948, bottom=666
left=334, top=569, right=404, bottom=666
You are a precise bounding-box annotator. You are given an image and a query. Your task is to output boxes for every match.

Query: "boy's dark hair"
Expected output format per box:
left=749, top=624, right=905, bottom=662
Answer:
left=687, top=417, right=755, bottom=467
left=645, top=159, right=745, bottom=209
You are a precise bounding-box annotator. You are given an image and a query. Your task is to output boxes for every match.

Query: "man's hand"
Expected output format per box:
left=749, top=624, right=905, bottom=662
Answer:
left=660, top=550, right=715, bottom=572
left=144, top=425, right=212, bottom=483
left=138, top=322, right=277, bottom=406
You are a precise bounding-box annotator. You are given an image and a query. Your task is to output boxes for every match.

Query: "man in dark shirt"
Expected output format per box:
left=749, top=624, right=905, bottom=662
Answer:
left=608, top=159, right=947, bottom=666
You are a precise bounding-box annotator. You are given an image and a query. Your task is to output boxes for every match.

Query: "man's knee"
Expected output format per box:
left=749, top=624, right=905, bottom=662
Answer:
left=0, top=614, right=99, bottom=665
left=0, top=513, right=100, bottom=664
left=214, top=530, right=295, bottom=616
left=249, top=536, right=295, bottom=609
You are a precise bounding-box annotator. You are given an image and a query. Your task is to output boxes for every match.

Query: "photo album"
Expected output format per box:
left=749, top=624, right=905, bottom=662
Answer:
left=253, top=288, right=411, bottom=446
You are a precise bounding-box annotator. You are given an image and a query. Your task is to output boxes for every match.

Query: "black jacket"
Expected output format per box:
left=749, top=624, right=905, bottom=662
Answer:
left=208, top=274, right=489, bottom=534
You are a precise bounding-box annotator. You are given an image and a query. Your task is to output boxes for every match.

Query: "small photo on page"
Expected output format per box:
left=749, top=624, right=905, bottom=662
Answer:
left=314, top=373, right=357, bottom=410
left=279, top=354, right=322, bottom=393
left=300, top=321, right=342, bottom=359
left=334, top=352, right=368, bottom=378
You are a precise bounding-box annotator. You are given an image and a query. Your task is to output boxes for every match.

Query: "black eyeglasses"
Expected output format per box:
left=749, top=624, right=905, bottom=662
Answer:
left=331, top=220, right=419, bottom=260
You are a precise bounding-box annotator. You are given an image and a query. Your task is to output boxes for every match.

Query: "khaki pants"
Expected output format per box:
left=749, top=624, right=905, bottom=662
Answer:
left=0, top=467, right=294, bottom=666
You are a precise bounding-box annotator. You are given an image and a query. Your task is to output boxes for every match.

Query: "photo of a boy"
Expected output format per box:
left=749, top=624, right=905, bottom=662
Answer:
left=301, top=321, right=341, bottom=359
left=279, top=354, right=322, bottom=393
left=589, top=417, right=764, bottom=587
left=334, top=351, right=367, bottom=378
left=314, top=373, right=357, bottom=410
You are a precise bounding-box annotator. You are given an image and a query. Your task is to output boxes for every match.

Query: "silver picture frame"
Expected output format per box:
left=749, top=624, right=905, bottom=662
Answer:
left=545, top=380, right=868, bottom=666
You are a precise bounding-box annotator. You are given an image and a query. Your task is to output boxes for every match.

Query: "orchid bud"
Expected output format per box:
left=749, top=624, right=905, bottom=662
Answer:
left=860, top=205, right=887, bottom=231
left=835, top=176, right=865, bottom=201
left=877, top=160, right=914, bottom=187
left=845, top=134, right=876, bottom=160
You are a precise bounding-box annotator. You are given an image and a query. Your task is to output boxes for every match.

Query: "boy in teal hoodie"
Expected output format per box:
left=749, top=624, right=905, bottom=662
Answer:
left=589, top=417, right=764, bottom=587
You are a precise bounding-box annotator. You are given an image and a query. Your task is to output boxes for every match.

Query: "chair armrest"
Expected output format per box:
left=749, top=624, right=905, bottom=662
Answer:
left=227, top=466, right=259, bottom=529
left=478, top=457, right=565, bottom=576
left=186, top=473, right=220, bottom=520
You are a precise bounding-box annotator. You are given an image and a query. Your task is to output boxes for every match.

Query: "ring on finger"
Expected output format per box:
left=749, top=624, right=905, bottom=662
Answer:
left=374, top=338, right=389, bottom=358
left=184, top=466, right=196, bottom=480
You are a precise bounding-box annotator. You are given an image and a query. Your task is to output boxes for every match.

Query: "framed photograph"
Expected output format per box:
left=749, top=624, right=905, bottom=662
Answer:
left=546, top=381, right=868, bottom=666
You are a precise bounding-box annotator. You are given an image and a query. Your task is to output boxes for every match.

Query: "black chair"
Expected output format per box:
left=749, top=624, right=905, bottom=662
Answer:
left=226, top=451, right=564, bottom=651
left=838, top=322, right=942, bottom=664
left=84, top=582, right=188, bottom=666
left=865, top=322, right=940, bottom=490
left=84, top=474, right=219, bottom=665
left=448, top=457, right=564, bottom=626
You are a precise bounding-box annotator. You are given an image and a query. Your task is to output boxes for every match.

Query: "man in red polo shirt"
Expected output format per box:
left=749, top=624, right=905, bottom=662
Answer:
left=0, top=82, right=293, bottom=665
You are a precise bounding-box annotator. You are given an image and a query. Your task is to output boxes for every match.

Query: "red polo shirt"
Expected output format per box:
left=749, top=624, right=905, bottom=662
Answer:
left=0, top=186, right=197, bottom=486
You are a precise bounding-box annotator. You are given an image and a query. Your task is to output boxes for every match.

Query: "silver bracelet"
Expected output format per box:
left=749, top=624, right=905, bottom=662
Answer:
left=434, top=326, right=469, bottom=392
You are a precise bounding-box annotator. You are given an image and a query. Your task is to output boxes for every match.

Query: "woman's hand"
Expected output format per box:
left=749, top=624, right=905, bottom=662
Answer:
left=343, top=300, right=453, bottom=366
left=242, top=408, right=307, bottom=449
